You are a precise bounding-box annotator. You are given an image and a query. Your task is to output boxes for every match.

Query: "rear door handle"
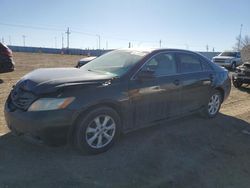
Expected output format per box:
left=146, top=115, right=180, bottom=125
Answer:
left=173, top=79, right=180, bottom=86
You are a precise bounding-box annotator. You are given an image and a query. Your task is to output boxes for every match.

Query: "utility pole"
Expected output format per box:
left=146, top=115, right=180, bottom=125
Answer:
left=22, top=35, right=26, bottom=46
left=128, top=42, right=131, bottom=48
left=54, top=37, right=57, bottom=48
left=62, top=33, right=64, bottom=49
left=106, top=41, right=108, bottom=49
left=206, top=44, right=209, bottom=52
left=8, top=36, right=11, bottom=45
left=238, top=24, right=243, bottom=51
left=96, top=34, right=101, bottom=49
left=159, top=40, right=162, bottom=48
left=66, top=27, right=70, bottom=49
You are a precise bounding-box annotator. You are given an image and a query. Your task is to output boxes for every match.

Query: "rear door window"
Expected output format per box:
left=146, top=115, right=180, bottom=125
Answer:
left=178, top=53, right=202, bottom=73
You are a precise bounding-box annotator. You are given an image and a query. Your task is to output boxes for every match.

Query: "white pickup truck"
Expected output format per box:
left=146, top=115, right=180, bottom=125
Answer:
left=212, top=51, right=242, bottom=70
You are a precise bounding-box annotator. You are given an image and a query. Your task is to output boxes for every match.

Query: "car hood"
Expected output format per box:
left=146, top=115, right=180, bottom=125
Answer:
left=16, top=68, right=116, bottom=94
left=239, top=62, right=250, bottom=70
left=213, top=56, right=234, bottom=59
left=79, top=56, right=96, bottom=62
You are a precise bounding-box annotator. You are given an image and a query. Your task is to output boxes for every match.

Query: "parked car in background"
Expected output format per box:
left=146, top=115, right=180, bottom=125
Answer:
left=0, top=42, right=15, bottom=73
left=5, top=49, right=231, bottom=154
left=232, top=61, right=250, bottom=88
left=212, top=51, right=242, bottom=70
left=75, top=56, right=96, bottom=68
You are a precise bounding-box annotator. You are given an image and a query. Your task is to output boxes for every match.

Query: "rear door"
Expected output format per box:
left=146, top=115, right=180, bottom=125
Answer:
left=176, top=52, right=213, bottom=114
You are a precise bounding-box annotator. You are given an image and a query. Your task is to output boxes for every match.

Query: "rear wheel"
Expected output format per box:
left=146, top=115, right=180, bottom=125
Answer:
left=74, top=107, right=121, bottom=154
left=201, top=90, right=222, bottom=118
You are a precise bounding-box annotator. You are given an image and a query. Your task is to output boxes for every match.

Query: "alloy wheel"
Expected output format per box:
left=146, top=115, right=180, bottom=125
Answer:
left=85, top=115, right=116, bottom=149
left=208, top=94, right=220, bottom=115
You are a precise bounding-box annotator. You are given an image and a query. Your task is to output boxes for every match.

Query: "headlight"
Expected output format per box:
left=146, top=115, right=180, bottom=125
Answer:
left=28, top=97, right=75, bottom=111
left=235, top=68, right=241, bottom=73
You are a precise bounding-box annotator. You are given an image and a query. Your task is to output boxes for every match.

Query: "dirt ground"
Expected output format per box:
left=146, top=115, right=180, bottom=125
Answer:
left=0, top=52, right=250, bottom=188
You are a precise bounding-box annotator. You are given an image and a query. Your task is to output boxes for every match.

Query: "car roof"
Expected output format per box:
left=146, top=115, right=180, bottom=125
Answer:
left=117, top=48, right=196, bottom=54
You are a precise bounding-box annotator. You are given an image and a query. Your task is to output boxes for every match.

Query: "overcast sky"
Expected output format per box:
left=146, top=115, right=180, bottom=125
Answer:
left=0, top=0, right=249, bottom=51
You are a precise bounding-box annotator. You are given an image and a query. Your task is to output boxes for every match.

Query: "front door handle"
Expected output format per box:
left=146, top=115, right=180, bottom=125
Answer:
left=173, top=79, right=180, bottom=86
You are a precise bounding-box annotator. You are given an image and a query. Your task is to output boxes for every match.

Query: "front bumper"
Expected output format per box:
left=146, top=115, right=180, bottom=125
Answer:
left=232, top=74, right=250, bottom=83
left=4, top=102, right=77, bottom=146
left=215, top=63, right=231, bottom=68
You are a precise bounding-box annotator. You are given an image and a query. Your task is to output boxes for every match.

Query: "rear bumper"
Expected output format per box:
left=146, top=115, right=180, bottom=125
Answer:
left=4, top=102, right=77, bottom=146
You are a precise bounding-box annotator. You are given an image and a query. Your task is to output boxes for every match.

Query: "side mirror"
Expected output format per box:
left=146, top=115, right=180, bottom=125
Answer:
left=136, top=69, right=155, bottom=81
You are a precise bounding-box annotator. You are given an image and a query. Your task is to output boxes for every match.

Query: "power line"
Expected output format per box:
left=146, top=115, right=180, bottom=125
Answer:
left=0, top=22, right=64, bottom=32
left=0, top=22, right=218, bottom=50
left=0, top=22, right=160, bottom=47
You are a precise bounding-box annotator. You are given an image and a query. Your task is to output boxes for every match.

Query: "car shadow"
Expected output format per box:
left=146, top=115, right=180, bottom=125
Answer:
left=0, top=68, right=14, bottom=74
left=0, top=79, right=3, bottom=84
left=238, top=85, right=250, bottom=94
left=1, top=113, right=250, bottom=188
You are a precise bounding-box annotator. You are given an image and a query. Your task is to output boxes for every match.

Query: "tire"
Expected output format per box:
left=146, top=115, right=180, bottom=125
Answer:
left=231, top=62, right=236, bottom=71
left=232, top=79, right=242, bottom=88
left=201, top=90, right=222, bottom=118
left=74, top=106, right=121, bottom=154
left=0, top=61, right=14, bottom=73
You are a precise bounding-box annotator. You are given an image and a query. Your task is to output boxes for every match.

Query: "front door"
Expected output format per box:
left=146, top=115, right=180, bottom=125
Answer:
left=128, top=52, right=181, bottom=129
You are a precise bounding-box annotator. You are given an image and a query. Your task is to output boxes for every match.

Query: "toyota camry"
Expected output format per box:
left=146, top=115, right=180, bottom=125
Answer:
left=4, top=49, right=231, bottom=154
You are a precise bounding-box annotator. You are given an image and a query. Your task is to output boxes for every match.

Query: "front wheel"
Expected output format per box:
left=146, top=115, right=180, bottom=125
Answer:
left=201, top=91, right=222, bottom=118
left=231, top=62, right=236, bottom=71
left=74, top=107, right=121, bottom=154
left=232, top=79, right=242, bottom=88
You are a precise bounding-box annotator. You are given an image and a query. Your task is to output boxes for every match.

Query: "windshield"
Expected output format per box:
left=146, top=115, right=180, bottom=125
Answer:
left=80, top=50, right=148, bottom=77
left=220, top=52, right=237, bottom=57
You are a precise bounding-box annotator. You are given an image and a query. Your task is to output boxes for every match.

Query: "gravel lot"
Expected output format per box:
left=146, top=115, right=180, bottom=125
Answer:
left=0, top=52, right=250, bottom=188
